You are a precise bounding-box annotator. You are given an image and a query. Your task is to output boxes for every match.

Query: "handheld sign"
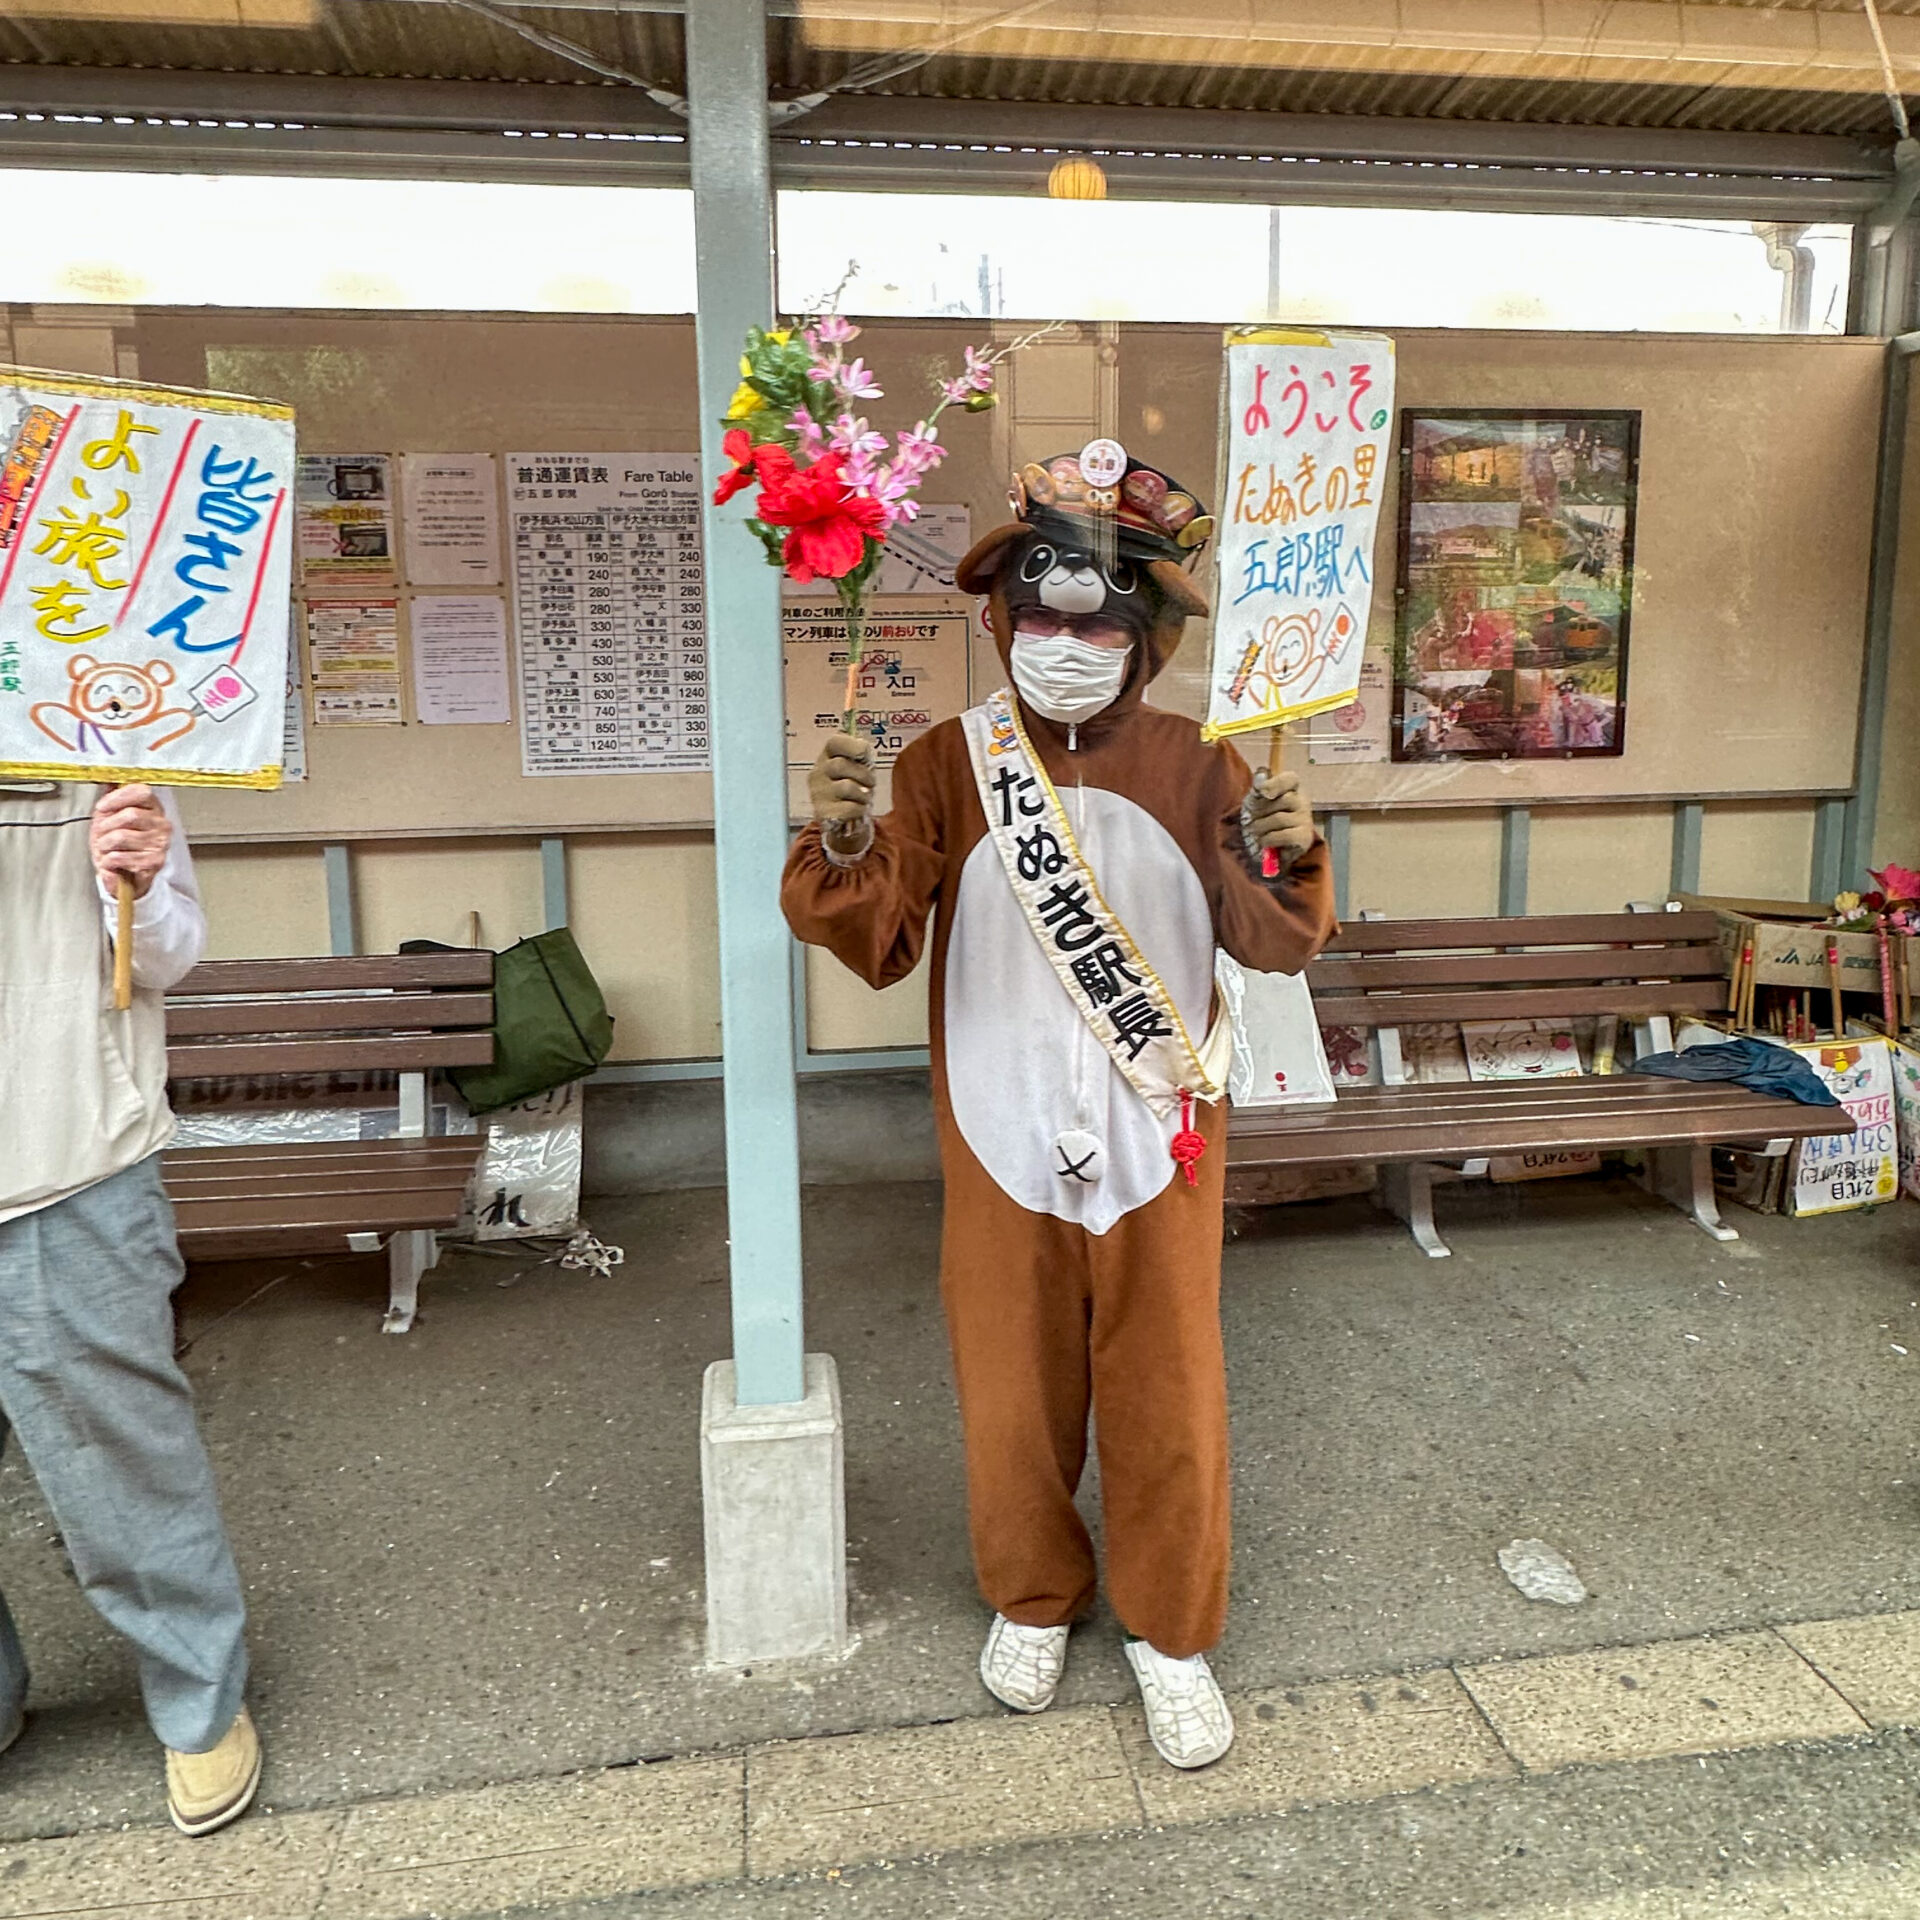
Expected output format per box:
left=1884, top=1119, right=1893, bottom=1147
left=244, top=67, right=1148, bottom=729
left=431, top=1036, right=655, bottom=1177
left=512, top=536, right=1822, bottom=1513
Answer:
left=1205, top=328, right=1394, bottom=739
left=1205, top=328, right=1394, bottom=874
left=0, top=368, right=296, bottom=1002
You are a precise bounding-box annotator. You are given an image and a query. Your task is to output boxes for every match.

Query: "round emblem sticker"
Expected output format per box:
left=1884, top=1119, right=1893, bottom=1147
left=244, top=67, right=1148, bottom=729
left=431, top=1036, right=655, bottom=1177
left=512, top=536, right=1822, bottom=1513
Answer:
left=1078, top=437, right=1127, bottom=487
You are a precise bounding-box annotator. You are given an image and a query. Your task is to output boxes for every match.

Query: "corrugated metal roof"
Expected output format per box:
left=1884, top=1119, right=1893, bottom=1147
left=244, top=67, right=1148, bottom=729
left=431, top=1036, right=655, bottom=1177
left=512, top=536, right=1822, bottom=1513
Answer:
left=0, top=1, right=1910, bottom=144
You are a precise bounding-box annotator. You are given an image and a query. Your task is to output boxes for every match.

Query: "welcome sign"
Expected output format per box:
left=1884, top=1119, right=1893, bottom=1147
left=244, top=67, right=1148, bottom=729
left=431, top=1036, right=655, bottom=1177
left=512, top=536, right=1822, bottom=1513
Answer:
left=0, top=367, right=296, bottom=788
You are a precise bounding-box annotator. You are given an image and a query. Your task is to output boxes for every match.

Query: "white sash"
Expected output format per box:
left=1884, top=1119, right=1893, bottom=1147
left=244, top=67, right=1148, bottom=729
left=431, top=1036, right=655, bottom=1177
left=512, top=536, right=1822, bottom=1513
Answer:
left=961, top=689, right=1229, bottom=1122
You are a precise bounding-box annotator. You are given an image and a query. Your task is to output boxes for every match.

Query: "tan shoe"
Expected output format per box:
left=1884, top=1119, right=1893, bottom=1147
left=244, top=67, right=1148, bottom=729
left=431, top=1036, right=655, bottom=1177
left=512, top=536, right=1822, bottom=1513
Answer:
left=166, top=1706, right=261, bottom=1837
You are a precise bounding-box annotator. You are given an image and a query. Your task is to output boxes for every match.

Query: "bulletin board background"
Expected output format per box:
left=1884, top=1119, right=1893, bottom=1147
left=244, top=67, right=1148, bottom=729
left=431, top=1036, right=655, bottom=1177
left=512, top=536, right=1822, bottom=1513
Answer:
left=99, top=309, right=1880, bottom=844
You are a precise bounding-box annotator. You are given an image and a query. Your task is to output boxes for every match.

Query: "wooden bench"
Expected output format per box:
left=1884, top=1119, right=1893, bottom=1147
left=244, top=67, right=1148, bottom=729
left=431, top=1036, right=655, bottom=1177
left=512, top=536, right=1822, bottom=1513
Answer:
left=1227, top=910, right=1853, bottom=1257
left=161, top=952, right=494, bottom=1332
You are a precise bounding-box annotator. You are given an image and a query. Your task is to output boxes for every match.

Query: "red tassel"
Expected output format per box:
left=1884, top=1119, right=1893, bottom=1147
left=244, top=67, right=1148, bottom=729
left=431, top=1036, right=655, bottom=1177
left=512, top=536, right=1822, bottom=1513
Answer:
left=1170, top=1089, right=1207, bottom=1188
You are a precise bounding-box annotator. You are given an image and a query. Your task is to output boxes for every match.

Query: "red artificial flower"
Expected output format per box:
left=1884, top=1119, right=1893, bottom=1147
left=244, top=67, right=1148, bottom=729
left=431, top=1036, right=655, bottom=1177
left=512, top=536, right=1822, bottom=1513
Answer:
left=713, top=428, right=777, bottom=505
left=752, top=450, right=887, bottom=584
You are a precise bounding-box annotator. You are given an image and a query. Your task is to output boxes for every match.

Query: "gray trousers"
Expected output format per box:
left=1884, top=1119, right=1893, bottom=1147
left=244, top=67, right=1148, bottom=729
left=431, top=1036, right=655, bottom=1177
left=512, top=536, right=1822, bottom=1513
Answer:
left=0, top=1154, right=247, bottom=1753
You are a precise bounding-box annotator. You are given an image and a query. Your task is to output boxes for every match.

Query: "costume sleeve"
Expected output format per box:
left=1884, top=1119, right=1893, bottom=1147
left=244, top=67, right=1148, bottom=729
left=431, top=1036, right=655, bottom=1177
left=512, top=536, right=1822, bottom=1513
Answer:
left=780, top=732, right=947, bottom=990
left=1203, top=740, right=1339, bottom=976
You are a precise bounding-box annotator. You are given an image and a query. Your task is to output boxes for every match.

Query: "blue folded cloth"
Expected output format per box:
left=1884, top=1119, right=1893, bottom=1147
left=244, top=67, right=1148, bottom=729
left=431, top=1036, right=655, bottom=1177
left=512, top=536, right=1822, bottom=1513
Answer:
left=1628, top=1039, right=1840, bottom=1108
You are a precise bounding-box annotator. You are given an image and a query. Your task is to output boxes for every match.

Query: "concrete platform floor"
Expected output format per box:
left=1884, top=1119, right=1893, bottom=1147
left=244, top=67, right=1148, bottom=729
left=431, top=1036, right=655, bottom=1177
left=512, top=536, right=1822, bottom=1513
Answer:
left=0, top=1172, right=1916, bottom=1843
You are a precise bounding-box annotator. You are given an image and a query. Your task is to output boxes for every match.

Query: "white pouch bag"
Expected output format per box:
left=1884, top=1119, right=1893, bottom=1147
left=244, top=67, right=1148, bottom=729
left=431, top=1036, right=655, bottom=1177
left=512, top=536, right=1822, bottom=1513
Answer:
left=1215, top=952, right=1337, bottom=1110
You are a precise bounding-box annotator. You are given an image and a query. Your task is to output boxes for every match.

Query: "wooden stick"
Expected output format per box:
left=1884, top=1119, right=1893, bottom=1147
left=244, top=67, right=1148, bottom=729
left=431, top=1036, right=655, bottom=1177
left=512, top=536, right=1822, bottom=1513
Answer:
left=1826, top=933, right=1845, bottom=1039
left=1878, top=923, right=1898, bottom=1035
left=1801, top=989, right=1812, bottom=1043
left=113, top=873, right=134, bottom=1012
left=1259, top=727, right=1285, bottom=879
left=1737, top=932, right=1756, bottom=1031
left=1901, top=936, right=1912, bottom=1037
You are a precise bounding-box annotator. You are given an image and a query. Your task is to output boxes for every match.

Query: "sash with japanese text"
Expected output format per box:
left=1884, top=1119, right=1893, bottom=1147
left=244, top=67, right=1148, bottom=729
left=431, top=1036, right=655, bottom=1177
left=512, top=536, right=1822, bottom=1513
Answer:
left=0, top=368, right=296, bottom=788
left=961, top=688, right=1225, bottom=1119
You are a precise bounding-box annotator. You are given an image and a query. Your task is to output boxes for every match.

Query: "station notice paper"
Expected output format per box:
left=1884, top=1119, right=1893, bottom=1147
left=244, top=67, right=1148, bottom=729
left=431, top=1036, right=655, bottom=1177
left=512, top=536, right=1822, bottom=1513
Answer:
left=507, top=453, right=707, bottom=776
left=784, top=593, right=972, bottom=768
left=401, top=452, right=502, bottom=588
left=412, top=593, right=510, bottom=725
left=0, top=366, right=296, bottom=786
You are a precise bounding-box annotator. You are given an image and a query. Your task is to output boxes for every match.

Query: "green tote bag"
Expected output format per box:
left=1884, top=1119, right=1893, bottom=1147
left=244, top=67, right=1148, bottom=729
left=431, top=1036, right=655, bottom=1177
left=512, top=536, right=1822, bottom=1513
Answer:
left=405, top=928, right=615, bottom=1115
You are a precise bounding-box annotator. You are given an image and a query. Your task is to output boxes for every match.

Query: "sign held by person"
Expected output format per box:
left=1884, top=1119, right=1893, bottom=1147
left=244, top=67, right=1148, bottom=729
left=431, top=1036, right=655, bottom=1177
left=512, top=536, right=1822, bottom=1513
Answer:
left=1204, top=328, right=1395, bottom=742
left=0, top=367, right=296, bottom=790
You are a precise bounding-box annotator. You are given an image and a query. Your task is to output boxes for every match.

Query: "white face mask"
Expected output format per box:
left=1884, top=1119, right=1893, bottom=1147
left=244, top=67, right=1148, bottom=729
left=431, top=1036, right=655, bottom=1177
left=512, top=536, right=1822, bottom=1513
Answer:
left=1009, top=630, right=1133, bottom=726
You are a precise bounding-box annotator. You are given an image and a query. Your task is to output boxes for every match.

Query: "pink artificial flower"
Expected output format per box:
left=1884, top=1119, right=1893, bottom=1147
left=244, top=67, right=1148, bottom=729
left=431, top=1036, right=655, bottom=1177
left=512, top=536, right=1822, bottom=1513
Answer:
left=829, top=413, right=888, bottom=464
left=835, top=357, right=883, bottom=401
left=962, top=344, right=996, bottom=392
left=814, top=314, right=859, bottom=346
left=790, top=407, right=827, bottom=460
left=894, top=421, right=946, bottom=473
left=939, top=375, right=972, bottom=406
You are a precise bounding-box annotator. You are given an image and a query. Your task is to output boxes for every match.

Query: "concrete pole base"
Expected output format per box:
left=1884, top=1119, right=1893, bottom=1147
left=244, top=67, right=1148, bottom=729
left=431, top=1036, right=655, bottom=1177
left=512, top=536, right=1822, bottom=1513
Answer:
left=701, top=1353, right=848, bottom=1667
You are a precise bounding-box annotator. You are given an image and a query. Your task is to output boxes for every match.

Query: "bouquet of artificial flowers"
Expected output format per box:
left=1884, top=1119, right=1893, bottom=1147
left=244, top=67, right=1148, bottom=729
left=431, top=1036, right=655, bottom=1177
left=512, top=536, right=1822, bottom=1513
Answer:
left=712, top=314, right=1051, bottom=721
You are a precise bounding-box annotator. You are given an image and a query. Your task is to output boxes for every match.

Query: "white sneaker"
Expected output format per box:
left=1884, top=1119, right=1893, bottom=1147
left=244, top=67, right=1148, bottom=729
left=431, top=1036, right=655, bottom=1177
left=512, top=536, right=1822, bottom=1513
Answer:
left=1126, top=1640, right=1235, bottom=1769
left=980, top=1614, right=1071, bottom=1713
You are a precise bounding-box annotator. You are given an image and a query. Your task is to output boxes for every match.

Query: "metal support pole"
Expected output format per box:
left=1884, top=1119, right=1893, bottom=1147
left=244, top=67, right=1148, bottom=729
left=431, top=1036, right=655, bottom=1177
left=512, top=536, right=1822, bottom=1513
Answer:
left=1499, top=807, right=1530, bottom=917
left=322, top=843, right=356, bottom=956
left=1325, top=810, right=1351, bottom=922
left=540, top=835, right=569, bottom=931
left=1669, top=802, right=1702, bottom=899
left=1841, top=330, right=1920, bottom=888
left=689, top=0, right=807, bottom=1409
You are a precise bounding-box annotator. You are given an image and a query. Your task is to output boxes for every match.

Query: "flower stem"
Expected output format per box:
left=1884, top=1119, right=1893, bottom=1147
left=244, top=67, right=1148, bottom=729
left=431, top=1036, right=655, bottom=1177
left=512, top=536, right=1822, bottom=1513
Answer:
left=840, top=581, right=866, bottom=732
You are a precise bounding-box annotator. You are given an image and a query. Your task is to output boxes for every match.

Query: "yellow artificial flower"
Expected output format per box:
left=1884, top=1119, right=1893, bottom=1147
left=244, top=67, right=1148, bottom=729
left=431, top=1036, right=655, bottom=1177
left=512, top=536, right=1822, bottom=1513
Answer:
left=768, top=328, right=792, bottom=345
left=1835, top=890, right=1862, bottom=915
left=726, top=381, right=762, bottom=420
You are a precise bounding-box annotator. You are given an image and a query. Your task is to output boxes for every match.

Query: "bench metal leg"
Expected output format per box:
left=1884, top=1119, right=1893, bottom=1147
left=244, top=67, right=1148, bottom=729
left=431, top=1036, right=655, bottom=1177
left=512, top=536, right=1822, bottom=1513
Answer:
left=1376, top=1161, right=1452, bottom=1259
left=1640, top=1144, right=1739, bottom=1244
left=384, top=1230, right=439, bottom=1335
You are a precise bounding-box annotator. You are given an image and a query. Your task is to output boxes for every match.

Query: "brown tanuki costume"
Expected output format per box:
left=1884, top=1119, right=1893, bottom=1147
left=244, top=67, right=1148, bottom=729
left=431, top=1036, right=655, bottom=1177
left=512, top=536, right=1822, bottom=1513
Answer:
left=781, top=511, right=1337, bottom=1660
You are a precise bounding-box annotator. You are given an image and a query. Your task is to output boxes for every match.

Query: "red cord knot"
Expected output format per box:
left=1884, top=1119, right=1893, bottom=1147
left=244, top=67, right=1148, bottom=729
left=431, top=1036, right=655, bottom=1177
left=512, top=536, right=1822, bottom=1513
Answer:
left=1170, top=1090, right=1206, bottom=1187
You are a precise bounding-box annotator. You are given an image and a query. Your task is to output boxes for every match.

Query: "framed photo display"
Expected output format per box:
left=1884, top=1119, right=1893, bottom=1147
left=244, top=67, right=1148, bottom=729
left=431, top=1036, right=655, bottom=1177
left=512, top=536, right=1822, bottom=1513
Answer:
left=1392, top=409, right=1639, bottom=762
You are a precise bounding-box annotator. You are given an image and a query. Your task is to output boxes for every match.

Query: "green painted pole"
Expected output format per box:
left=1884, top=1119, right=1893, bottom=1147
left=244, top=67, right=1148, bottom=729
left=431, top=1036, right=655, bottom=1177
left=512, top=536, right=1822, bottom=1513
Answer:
left=688, top=0, right=807, bottom=1406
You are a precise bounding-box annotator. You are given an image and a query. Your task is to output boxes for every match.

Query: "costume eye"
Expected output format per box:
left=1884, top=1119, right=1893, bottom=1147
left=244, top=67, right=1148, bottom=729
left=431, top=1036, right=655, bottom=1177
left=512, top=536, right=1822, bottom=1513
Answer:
left=1106, top=560, right=1139, bottom=596
left=1019, top=544, right=1056, bottom=584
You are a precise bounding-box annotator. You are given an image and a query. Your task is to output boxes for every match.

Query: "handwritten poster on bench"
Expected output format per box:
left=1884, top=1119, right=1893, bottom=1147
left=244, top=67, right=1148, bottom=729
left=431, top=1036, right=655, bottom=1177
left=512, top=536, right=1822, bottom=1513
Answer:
left=0, top=368, right=296, bottom=788
left=1204, top=329, right=1395, bottom=741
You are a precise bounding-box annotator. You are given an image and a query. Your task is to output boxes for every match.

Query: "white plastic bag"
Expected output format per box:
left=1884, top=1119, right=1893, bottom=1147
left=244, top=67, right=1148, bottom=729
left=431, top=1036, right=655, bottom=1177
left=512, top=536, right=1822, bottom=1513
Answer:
left=1215, top=952, right=1337, bottom=1110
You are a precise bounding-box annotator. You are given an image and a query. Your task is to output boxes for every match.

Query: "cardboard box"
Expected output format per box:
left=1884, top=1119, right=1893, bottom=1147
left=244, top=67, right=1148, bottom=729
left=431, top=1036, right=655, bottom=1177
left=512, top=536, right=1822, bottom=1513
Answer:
left=1714, top=912, right=1908, bottom=995
left=1786, top=1037, right=1899, bottom=1215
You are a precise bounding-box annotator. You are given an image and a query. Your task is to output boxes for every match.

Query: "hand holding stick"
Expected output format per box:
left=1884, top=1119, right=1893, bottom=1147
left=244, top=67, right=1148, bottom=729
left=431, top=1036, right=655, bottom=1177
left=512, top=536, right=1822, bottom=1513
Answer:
left=1246, top=729, right=1315, bottom=880
left=89, top=784, right=171, bottom=1012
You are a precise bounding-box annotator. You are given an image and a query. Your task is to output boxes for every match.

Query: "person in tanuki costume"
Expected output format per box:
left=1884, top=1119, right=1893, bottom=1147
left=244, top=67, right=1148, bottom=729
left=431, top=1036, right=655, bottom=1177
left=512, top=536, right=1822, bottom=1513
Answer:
left=781, top=447, right=1337, bottom=1769
left=0, top=780, right=259, bottom=1834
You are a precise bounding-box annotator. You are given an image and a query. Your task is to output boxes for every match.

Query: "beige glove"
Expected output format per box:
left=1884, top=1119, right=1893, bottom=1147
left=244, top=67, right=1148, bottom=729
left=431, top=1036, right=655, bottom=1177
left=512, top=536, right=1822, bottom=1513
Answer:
left=1242, top=768, right=1317, bottom=864
left=810, top=731, right=876, bottom=856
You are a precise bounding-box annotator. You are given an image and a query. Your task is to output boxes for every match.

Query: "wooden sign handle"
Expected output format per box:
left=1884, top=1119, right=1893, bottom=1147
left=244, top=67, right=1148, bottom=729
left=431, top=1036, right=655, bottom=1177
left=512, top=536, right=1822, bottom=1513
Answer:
left=1259, top=727, right=1285, bottom=879
left=113, top=873, right=134, bottom=1012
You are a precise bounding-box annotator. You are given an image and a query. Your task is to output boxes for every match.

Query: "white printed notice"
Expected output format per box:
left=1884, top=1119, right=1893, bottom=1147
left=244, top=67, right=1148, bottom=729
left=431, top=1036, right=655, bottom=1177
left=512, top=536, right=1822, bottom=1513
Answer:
left=412, top=593, right=510, bottom=724
left=508, top=453, right=707, bottom=775
left=1308, top=648, right=1392, bottom=764
left=784, top=594, right=972, bottom=769
left=0, top=367, right=296, bottom=787
left=307, top=597, right=402, bottom=726
left=296, top=453, right=396, bottom=584
left=402, top=453, right=502, bottom=587
left=1204, top=329, right=1395, bottom=741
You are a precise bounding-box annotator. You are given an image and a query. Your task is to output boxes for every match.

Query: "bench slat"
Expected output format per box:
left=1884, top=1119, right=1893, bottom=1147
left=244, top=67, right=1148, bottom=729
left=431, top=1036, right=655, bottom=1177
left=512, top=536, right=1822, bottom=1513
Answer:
left=166, top=1034, right=495, bottom=1078
left=1309, top=948, right=1725, bottom=991
left=1308, top=981, right=1727, bottom=1028
left=1325, top=912, right=1721, bottom=954
left=178, top=954, right=493, bottom=995
left=166, top=992, right=494, bottom=1040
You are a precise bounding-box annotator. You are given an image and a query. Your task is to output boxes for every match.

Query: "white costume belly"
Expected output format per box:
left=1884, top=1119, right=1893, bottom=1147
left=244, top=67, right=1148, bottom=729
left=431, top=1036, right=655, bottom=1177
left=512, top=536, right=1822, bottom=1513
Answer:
left=945, top=784, right=1215, bottom=1234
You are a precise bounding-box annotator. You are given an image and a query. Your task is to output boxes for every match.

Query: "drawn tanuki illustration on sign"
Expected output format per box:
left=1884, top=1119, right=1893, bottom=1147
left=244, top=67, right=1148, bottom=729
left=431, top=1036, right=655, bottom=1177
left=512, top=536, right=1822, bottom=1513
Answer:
left=0, top=365, right=297, bottom=999
left=1205, top=328, right=1395, bottom=866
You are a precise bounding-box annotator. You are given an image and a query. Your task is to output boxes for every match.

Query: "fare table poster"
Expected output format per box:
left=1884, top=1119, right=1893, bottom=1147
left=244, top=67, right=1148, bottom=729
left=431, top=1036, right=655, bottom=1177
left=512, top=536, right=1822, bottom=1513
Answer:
left=1203, top=329, right=1395, bottom=742
left=0, top=368, right=296, bottom=787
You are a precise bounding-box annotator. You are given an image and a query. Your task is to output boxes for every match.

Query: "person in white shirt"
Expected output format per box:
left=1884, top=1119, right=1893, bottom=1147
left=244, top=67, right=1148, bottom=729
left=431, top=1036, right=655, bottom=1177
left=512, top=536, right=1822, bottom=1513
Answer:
left=0, top=781, right=260, bottom=1836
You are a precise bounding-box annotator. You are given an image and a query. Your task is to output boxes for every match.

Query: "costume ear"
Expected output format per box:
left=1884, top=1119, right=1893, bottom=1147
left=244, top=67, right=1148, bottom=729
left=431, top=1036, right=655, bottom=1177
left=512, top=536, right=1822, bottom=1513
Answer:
left=147, top=659, right=176, bottom=689
left=955, top=523, right=1030, bottom=596
left=1146, top=558, right=1209, bottom=621
left=69, top=653, right=94, bottom=682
